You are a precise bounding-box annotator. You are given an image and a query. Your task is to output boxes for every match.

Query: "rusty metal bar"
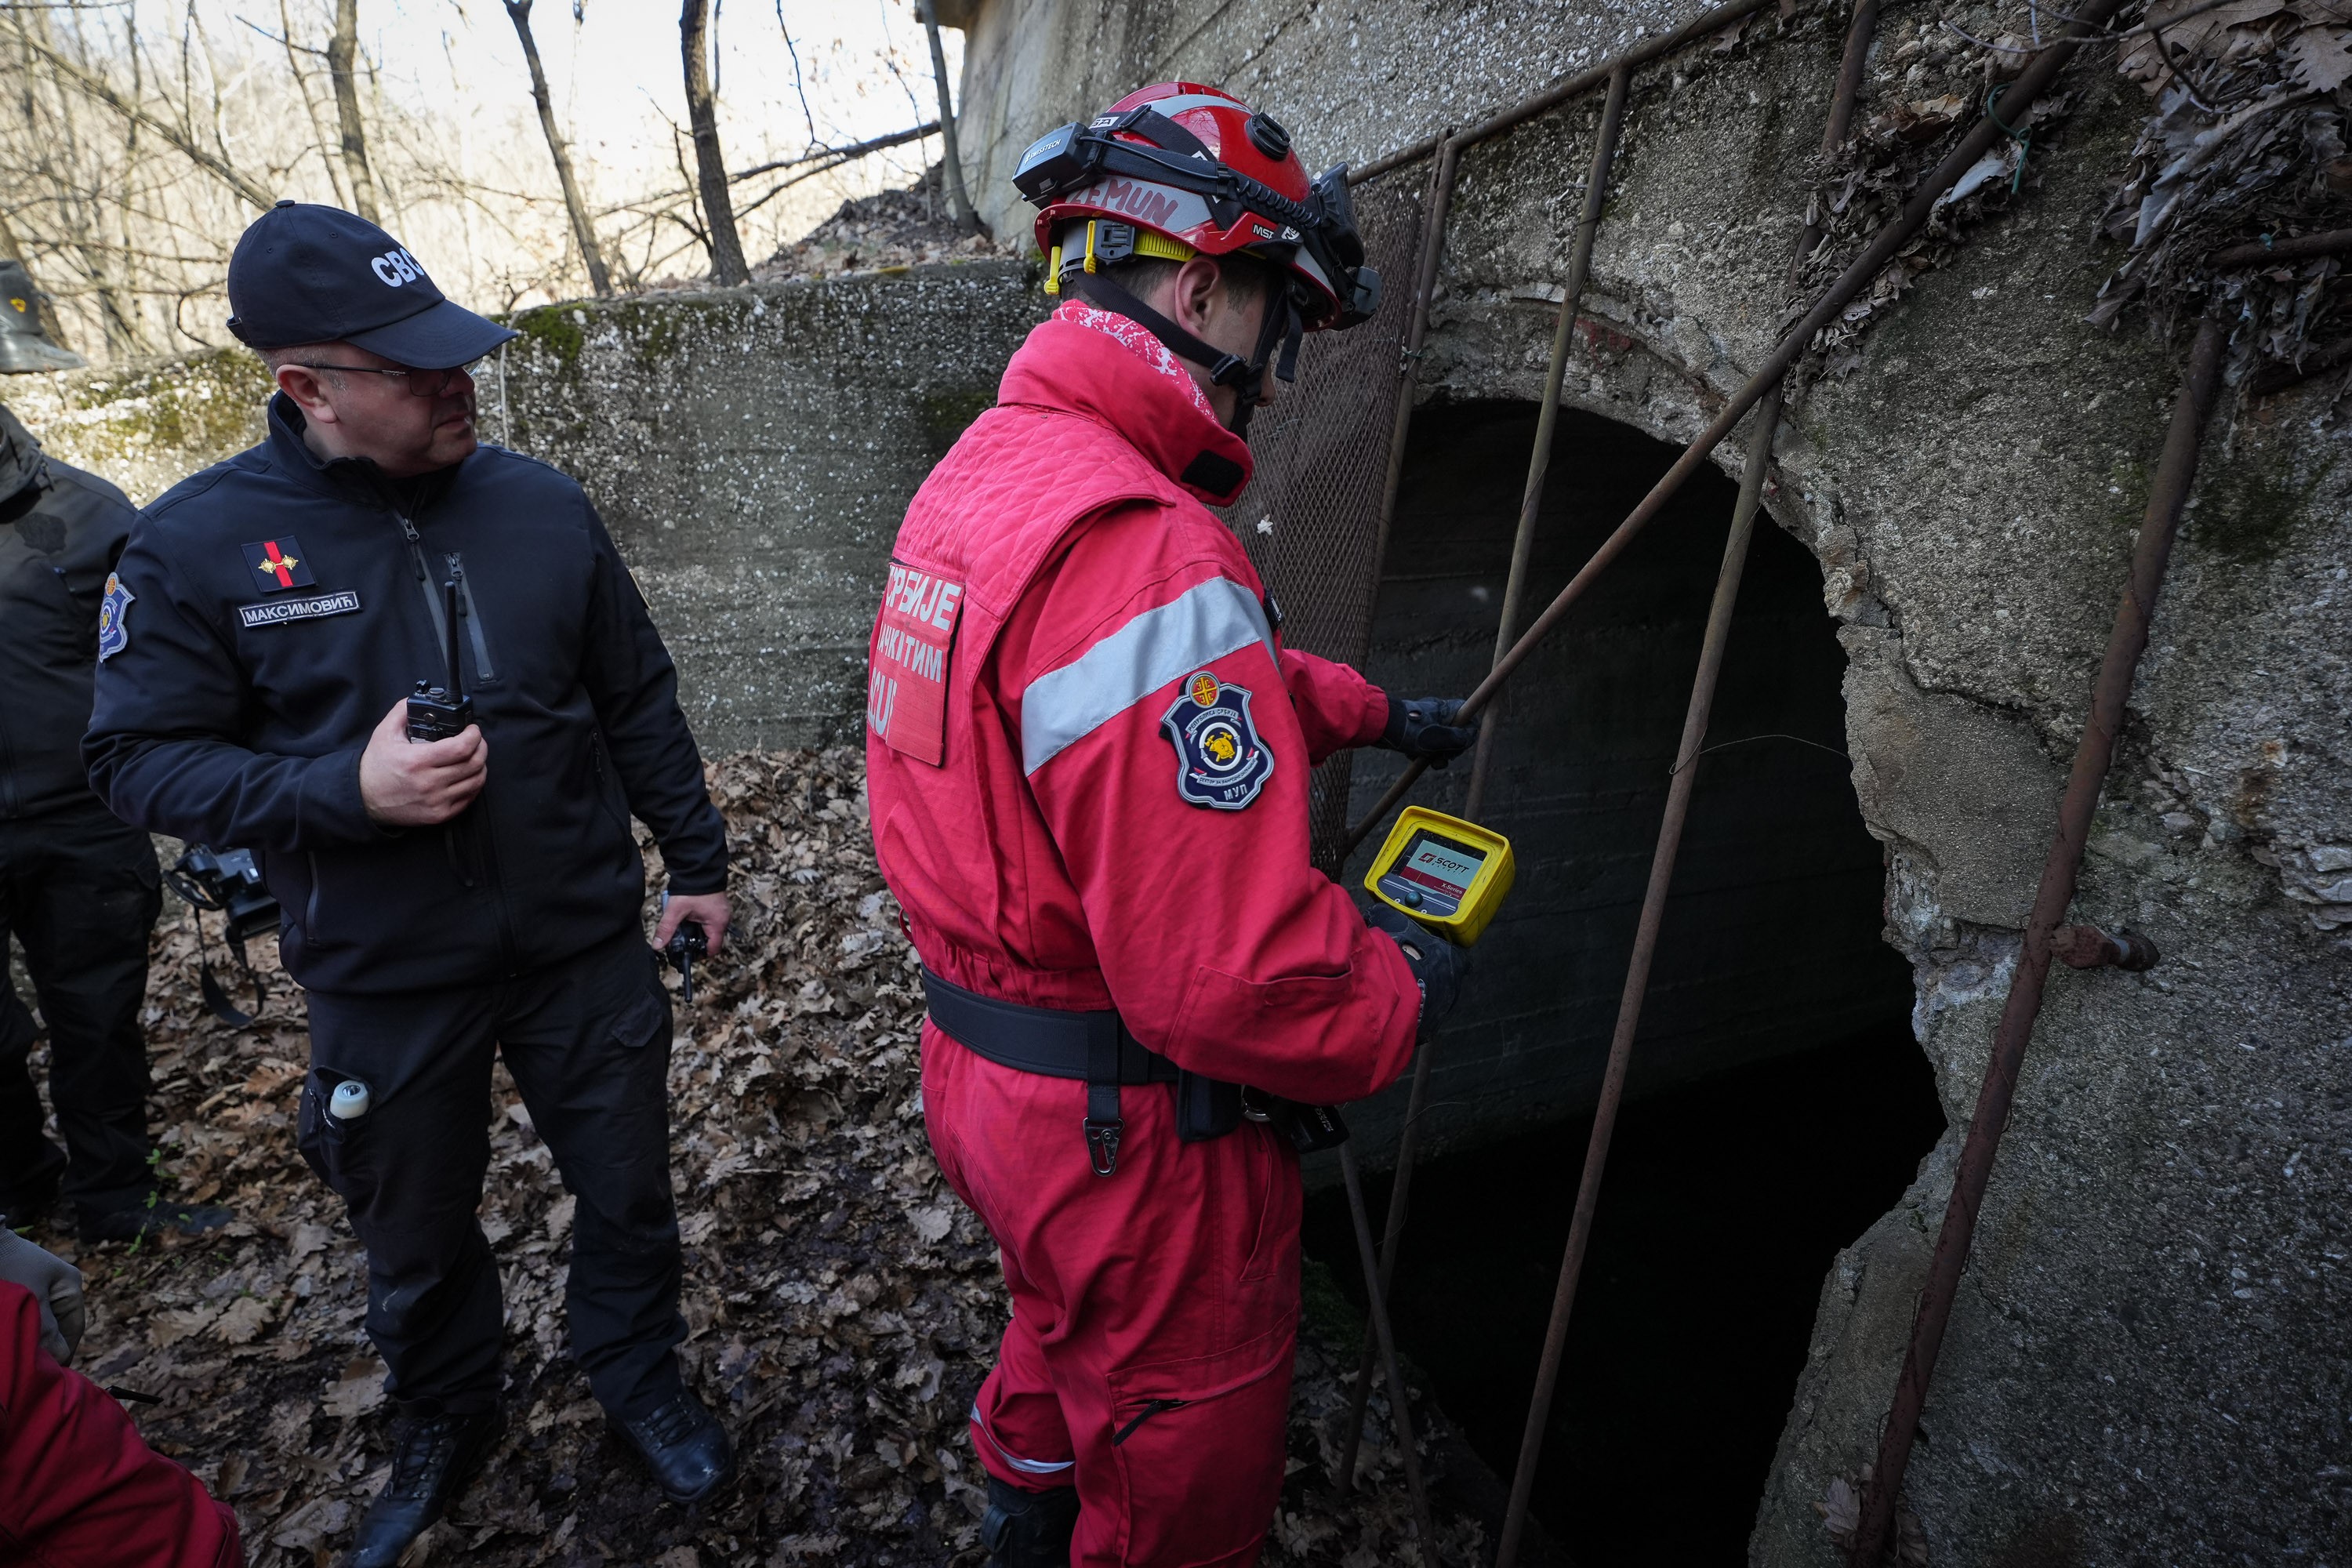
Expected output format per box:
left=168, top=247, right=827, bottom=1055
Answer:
left=1334, top=68, right=1634, bottom=1499
left=1465, top=65, right=1633, bottom=816
left=1492, top=375, right=1784, bottom=1568
left=1849, top=314, right=2228, bottom=1566
left=1823, top=0, right=1879, bottom=154
left=2209, top=227, right=2352, bottom=268
left=1352, top=0, right=1777, bottom=184
left=1359, top=139, right=1461, bottom=615
left=1340, top=0, right=2126, bottom=859
left=1338, top=1138, right=1437, bottom=1552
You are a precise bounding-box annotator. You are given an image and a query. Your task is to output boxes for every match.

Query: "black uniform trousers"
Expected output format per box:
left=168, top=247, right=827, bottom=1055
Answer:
left=0, top=798, right=162, bottom=1216
left=297, top=927, right=685, bottom=1420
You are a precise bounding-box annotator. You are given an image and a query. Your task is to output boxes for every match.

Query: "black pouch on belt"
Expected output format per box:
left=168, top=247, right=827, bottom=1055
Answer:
left=1174, top=1071, right=1245, bottom=1142
left=1245, top=1091, right=1352, bottom=1153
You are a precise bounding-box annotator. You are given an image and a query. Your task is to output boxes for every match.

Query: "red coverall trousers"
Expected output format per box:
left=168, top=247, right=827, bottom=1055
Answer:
left=926, top=1032, right=1300, bottom=1567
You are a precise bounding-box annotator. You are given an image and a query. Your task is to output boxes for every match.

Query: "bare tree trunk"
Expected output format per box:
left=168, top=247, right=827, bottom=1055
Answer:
left=280, top=0, right=352, bottom=208
left=326, top=0, right=381, bottom=223
left=504, top=0, right=610, bottom=296
left=915, top=1, right=978, bottom=234
left=678, top=0, right=747, bottom=285
left=17, top=31, right=275, bottom=210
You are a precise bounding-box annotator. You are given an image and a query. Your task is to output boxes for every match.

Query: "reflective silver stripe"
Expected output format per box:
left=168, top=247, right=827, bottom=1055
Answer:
left=972, top=1404, right=1075, bottom=1475
left=1022, top=576, right=1276, bottom=776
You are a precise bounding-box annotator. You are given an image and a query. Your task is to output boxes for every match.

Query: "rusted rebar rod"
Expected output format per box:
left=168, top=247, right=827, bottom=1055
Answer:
left=1465, top=65, right=1634, bottom=815
left=2208, top=227, right=2352, bottom=268
left=1848, top=314, right=2229, bottom=1566
left=1360, top=138, right=1461, bottom=626
left=1352, top=0, right=1777, bottom=183
left=1823, top=0, right=1880, bottom=154
left=1334, top=67, right=1634, bottom=1499
left=1340, top=0, right=2126, bottom=858
left=1492, top=376, right=1784, bottom=1568
left=1338, top=1138, right=1437, bottom=1552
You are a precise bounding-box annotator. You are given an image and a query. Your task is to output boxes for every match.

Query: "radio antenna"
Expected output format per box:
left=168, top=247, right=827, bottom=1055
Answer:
left=442, top=578, right=466, bottom=701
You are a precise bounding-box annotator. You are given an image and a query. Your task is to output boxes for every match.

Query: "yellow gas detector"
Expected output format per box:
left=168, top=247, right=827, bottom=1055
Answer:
left=1363, top=806, right=1516, bottom=947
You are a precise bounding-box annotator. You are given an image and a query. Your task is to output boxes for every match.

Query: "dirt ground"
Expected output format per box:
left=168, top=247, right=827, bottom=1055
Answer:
left=14, top=750, right=1489, bottom=1566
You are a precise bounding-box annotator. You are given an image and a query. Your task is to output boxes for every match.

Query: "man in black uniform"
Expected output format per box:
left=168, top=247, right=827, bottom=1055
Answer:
left=85, top=204, right=737, bottom=1566
left=0, top=282, right=230, bottom=1243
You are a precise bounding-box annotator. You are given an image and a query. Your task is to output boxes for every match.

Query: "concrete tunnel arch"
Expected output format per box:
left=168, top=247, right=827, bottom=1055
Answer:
left=1308, top=394, right=1949, bottom=1558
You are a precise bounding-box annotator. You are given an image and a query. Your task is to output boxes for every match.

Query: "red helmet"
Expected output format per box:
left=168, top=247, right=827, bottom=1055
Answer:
left=1013, top=82, right=1381, bottom=333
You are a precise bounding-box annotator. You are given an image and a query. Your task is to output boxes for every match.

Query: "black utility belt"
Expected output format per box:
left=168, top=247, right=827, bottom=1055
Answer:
left=919, top=969, right=1347, bottom=1177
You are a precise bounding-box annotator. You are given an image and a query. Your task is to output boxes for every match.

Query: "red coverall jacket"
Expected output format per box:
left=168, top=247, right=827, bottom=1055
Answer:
left=0, top=1282, right=244, bottom=1567
left=866, top=299, right=1420, bottom=1566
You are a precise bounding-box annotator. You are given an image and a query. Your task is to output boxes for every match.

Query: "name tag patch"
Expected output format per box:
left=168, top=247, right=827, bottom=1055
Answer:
left=1162, top=671, right=1273, bottom=810
left=239, top=589, right=362, bottom=628
left=869, top=560, right=964, bottom=767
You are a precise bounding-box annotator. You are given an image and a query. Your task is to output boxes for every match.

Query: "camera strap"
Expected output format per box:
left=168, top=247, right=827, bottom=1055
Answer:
left=194, top=910, right=264, bottom=1030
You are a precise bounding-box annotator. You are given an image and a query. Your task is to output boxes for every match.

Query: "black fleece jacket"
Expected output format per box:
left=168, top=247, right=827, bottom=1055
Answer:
left=84, top=394, right=726, bottom=996
left=0, top=405, right=138, bottom=822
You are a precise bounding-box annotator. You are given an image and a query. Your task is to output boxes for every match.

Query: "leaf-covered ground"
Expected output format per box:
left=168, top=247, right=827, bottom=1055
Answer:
left=16, top=750, right=1490, bottom=1566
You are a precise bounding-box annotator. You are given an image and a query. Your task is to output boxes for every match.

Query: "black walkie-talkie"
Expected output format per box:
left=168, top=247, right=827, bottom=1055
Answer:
left=405, top=579, right=474, bottom=742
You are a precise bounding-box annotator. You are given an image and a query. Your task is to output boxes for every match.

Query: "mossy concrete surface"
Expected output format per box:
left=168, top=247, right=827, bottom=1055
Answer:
left=490, top=263, right=1046, bottom=752
left=958, top=2, right=2350, bottom=1563
left=3, top=347, right=271, bottom=504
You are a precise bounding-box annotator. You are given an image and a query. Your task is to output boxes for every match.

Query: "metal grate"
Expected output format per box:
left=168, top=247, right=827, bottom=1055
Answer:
left=1224, top=174, right=1427, bottom=868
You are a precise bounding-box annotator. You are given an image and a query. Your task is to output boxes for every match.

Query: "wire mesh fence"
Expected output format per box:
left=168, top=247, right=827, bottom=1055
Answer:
left=1225, top=171, right=1428, bottom=869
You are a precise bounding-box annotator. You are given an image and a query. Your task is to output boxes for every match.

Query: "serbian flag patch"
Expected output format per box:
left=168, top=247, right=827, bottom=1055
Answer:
left=868, top=560, right=964, bottom=767
left=241, top=537, right=315, bottom=591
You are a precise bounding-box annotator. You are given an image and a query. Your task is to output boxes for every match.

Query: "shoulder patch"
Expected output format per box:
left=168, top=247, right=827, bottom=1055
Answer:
left=97, top=572, right=133, bottom=661
left=1161, top=670, right=1274, bottom=810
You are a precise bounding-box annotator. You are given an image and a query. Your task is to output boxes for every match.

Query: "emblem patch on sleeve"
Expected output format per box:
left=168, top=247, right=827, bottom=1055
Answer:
left=241, top=537, right=315, bottom=591
left=97, top=572, right=133, bottom=662
left=1161, top=670, right=1275, bottom=810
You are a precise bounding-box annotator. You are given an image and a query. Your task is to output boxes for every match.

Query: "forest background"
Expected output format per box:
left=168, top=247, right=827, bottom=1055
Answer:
left=0, top=0, right=969, bottom=367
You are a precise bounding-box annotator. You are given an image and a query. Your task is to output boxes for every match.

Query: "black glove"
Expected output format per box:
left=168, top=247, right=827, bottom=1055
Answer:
left=1367, top=902, right=1471, bottom=1040
left=1379, top=691, right=1478, bottom=768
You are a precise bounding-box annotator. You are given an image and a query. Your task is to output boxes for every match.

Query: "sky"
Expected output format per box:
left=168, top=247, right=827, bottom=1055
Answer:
left=390, top=0, right=964, bottom=273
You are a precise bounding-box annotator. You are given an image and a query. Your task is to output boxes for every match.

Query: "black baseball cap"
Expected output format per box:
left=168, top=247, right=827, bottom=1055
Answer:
left=227, top=201, right=518, bottom=368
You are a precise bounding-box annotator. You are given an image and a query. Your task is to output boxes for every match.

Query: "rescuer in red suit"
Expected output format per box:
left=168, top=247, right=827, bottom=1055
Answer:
left=865, top=83, right=1479, bottom=1566
left=0, top=1226, right=244, bottom=1566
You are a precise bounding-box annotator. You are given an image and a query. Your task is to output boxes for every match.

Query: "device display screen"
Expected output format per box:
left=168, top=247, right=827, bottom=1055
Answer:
left=1395, top=831, right=1485, bottom=900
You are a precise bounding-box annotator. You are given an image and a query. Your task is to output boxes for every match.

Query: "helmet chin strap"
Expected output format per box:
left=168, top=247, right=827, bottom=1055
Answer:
left=1066, top=270, right=1301, bottom=440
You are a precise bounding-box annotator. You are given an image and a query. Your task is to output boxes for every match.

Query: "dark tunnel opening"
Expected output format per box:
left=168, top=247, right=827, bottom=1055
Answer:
left=1299, top=401, right=1947, bottom=1559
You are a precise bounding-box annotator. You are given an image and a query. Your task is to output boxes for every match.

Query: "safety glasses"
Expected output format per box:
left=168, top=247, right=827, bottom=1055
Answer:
left=290, top=359, right=481, bottom=397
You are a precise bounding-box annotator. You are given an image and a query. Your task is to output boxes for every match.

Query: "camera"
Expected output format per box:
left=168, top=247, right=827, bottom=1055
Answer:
left=166, top=844, right=280, bottom=1028
left=166, top=844, right=279, bottom=943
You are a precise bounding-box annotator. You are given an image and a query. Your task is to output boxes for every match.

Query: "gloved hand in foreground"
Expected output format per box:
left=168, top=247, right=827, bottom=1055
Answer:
left=1367, top=902, right=1472, bottom=1040
left=0, top=1225, right=86, bottom=1365
left=1378, top=691, right=1478, bottom=767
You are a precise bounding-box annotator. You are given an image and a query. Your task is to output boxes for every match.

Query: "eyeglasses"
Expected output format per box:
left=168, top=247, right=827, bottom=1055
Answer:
left=289, top=359, right=480, bottom=397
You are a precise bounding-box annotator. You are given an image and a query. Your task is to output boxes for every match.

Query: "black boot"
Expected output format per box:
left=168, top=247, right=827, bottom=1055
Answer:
left=610, top=1387, right=735, bottom=1504
left=343, top=1408, right=503, bottom=1568
left=77, top=1196, right=231, bottom=1243
left=982, top=1475, right=1080, bottom=1567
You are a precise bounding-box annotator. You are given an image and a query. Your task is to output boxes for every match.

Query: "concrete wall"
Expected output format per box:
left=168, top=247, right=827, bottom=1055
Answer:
left=955, top=2, right=2351, bottom=1565
left=491, top=264, right=1044, bottom=752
